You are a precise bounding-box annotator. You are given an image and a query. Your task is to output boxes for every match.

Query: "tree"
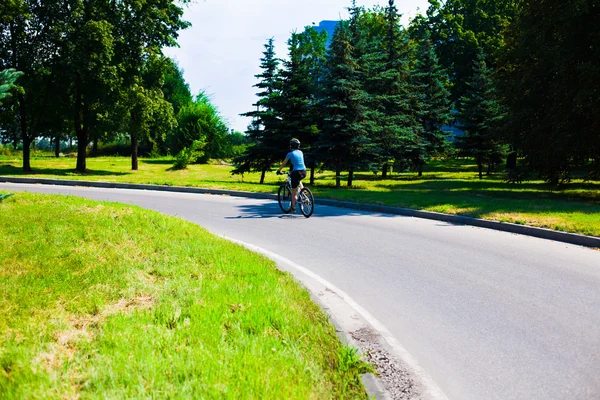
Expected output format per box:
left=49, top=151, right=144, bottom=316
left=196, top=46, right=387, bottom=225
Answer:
left=425, top=0, right=520, bottom=102
left=108, top=0, right=189, bottom=170
left=170, top=93, right=229, bottom=163
left=297, top=26, right=328, bottom=184
left=499, top=0, right=600, bottom=183
left=363, top=1, right=421, bottom=178
left=162, top=58, right=193, bottom=117
left=276, top=29, right=327, bottom=185
left=234, top=38, right=283, bottom=184
left=409, top=27, right=453, bottom=175
left=0, top=1, right=66, bottom=171
left=455, top=49, right=505, bottom=179
left=317, top=20, right=371, bottom=188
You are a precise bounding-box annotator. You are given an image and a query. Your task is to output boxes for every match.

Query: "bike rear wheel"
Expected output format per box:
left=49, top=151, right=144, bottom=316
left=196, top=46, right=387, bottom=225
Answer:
left=298, top=187, right=314, bottom=218
left=278, top=184, right=292, bottom=213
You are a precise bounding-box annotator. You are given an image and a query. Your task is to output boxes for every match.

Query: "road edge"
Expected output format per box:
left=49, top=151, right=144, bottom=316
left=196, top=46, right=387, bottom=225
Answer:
left=1, top=176, right=598, bottom=248
left=222, top=236, right=449, bottom=400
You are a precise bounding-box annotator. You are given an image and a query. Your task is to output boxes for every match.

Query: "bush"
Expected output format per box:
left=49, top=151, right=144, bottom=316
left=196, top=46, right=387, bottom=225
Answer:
left=172, top=140, right=206, bottom=170
left=0, top=144, right=14, bottom=157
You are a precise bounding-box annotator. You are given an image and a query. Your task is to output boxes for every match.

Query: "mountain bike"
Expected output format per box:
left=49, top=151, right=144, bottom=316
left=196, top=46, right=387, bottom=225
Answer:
left=277, top=171, right=314, bottom=218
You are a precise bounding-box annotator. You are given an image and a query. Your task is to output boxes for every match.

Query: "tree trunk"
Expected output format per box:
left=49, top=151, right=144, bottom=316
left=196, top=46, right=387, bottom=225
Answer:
left=22, top=136, right=32, bottom=172
left=18, top=94, right=31, bottom=172
left=347, top=168, right=354, bottom=187
left=506, top=150, right=517, bottom=169
left=310, top=162, right=315, bottom=186
left=382, top=163, right=388, bottom=178
left=131, top=131, right=138, bottom=170
left=418, top=163, right=423, bottom=177
left=69, top=136, right=73, bottom=148
left=54, top=135, right=60, bottom=157
left=335, top=168, right=341, bottom=189
left=487, top=162, right=491, bottom=176
left=477, top=160, right=483, bottom=179
left=92, top=138, right=98, bottom=157
left=260, top=168, right=266, bottom=184
left=76, top=128, right=88, bottom=172
left=74, top=84, right=87, bottom=173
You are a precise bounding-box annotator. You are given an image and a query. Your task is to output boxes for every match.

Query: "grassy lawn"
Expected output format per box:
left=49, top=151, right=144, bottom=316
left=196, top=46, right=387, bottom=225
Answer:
left=2, top=154, right=600, bottom=237
left=0, top=192, right=370, bottom=399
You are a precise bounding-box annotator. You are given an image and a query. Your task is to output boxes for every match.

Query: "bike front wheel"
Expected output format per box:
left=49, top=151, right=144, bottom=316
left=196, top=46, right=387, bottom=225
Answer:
left=298, top=187, right=314, bottom=218
left=278, top=184, right=292, bottom=213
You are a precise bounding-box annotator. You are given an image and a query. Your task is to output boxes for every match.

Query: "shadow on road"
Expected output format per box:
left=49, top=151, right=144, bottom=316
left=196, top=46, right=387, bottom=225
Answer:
left=225, top=200, right=407, bottom=220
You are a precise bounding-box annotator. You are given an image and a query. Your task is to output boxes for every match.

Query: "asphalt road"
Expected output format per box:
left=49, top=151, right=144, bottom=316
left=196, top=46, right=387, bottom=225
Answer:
left=3, top=183, right=600, bottom=400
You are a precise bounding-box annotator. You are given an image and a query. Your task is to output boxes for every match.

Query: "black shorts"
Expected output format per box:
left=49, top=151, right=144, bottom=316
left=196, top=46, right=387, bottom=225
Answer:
left=290, top=170, right=307, bottom=188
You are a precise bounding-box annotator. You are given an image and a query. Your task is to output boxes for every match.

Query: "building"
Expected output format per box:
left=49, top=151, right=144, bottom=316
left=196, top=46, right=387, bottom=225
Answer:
left=316, top=20, right=338, bottom=47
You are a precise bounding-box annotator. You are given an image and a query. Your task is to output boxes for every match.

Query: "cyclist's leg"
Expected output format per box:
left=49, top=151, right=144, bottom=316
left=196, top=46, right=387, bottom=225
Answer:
left=290, top=171, right=300, bottom=210
left=296, top=171, right=307, bottom=204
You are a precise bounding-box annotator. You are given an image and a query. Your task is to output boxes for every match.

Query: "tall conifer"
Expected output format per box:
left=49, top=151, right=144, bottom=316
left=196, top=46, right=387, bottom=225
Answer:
left=317, top=21, right=370, bottom=188
left=456, top=49, right=505, bottom=179
left=410, top=29, right=453, bottom=175
left=234, top=38, right=282, bottom=183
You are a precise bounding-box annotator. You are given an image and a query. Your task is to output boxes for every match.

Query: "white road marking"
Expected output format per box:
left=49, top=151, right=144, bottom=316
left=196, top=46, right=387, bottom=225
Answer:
left=222, top=235, right=449, bottom=400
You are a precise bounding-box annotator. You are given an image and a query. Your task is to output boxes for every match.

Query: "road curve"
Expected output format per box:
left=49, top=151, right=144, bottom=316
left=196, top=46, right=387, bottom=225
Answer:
left=3, top=183, right=600, bottom=400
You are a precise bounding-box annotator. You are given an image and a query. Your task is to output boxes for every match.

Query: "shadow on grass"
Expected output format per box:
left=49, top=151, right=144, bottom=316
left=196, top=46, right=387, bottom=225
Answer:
left=0, top=164, right=131, bottom=177
left=312, top=185, right=600, bottom=219
left=365, top=179, right=600, bottom=203
left=141, top=159, right=175, bottom=165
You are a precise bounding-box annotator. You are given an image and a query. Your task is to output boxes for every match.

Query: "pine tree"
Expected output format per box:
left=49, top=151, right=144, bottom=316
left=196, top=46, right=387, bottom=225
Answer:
left=367, top=0, right=421, bottom=178
left=233, top=38, right=282, bottom=184
left=297, top=26, right=328, bottom=185
left=410, top=29, right=453, bottom=176
left=456, top=49, right=505, bottom=179
left=317, top=20, right=370, bottom=188
left=276, top=31, right=320, bottom=184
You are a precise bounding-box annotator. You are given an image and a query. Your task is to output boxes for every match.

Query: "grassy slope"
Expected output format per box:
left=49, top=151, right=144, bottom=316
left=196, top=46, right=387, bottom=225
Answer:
left=0, top=192, right=369, bottom=399
left=1, top=155, right=599, bottom=236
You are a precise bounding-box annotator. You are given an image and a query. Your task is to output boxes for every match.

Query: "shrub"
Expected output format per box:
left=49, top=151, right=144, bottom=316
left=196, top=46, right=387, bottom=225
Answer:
left=172, top=140, right=206, bottom=170
left=0, top=144, right=14, bottom=157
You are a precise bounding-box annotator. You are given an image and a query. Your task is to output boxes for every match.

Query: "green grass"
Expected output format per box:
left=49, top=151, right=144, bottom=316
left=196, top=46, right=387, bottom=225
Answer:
left=0, top=192, right=371, bottom=399
left=2, top=155, right=600, bottom=237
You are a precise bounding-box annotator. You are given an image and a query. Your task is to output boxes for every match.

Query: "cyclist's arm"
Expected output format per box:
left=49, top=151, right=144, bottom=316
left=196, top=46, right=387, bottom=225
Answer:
left=276, top=158, right=289, bottom=174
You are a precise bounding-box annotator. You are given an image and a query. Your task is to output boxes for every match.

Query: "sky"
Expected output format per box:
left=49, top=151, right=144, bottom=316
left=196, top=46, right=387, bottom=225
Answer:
left=163, top=0, right=430, bottom=133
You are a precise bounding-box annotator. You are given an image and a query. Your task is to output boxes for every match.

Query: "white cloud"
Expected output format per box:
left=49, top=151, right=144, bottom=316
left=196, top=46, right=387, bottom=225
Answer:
left=164, top=0, right=429, bottom=132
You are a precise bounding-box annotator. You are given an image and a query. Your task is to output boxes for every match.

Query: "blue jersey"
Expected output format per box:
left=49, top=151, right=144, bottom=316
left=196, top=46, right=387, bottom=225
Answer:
left=286, top=150, right=306, bottom=171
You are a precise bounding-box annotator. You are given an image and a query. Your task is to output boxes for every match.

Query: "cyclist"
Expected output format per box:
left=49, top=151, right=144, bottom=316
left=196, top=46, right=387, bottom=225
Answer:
left=276, top=138, right=307, bottom=212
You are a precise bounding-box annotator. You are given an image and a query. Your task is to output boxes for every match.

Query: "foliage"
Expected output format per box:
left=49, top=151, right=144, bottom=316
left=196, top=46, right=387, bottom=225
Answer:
left=424, top=0, right=521, bottom=102
left=0, top=69, right=23, bottom=103
left=409, top=27, right=453, bottom=174
left=317, top=18, right=371, bottom=188
left=233, top=38, right=283, bottom=182
left=170, top=93, right=229, bottom=162
left=0, top=0, right=190, bottom=172
left=162, top=58, right=193, bottom=116
left=499, top=0, right=600, bottom=184
left=173, top=139, right=206, bottom=170
left=455, top=49, right=506, bottom=179
left=276, top=28, right=327, bottom=172
left=362, top=1, right=422, bottom=177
